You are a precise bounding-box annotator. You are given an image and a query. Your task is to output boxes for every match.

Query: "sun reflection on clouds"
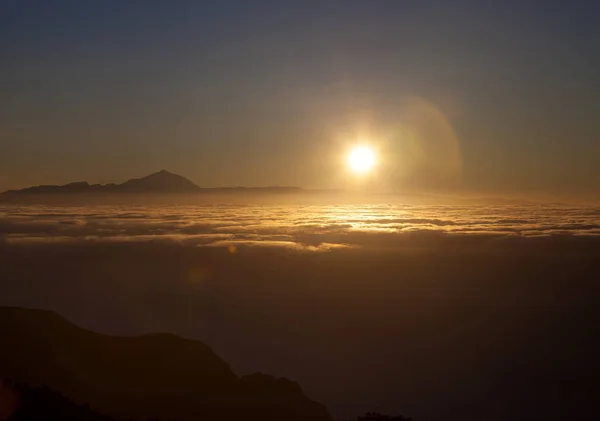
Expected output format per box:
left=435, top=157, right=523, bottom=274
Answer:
left=1, top=204, right=600, bottom=252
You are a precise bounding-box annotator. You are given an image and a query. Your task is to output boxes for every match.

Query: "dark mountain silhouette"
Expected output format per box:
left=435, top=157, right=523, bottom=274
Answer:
left=116, top=170, right=201, bottom=192
left=0, top=307, right=331, bottom=421
left=1, top=380, right=116, bottom=421
left=0, top=171, right=305, bottom=197
left=1, top=170, right=202, bottom=195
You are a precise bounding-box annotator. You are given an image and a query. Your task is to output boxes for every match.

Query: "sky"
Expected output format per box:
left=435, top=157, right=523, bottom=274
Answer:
left=1, top=0, right=599, bottom=196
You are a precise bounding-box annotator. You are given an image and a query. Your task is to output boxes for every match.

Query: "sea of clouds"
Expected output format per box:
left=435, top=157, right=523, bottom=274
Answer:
left=2, top=203, right=600, bottom=250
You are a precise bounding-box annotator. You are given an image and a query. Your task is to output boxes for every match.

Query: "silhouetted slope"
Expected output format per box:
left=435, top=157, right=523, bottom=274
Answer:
left=1, top=170, right=201, bottom=195
left=0, top=307, right=331, bottom=421
left=2, top=381, right=115, bottom=421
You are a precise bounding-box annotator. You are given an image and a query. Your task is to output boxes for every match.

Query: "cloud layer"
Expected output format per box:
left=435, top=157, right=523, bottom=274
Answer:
left=2, top=203, right=600, bottom=250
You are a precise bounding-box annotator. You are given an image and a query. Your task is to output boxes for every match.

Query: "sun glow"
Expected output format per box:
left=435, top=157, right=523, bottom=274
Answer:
left=348, top=146, right=376, bottom=174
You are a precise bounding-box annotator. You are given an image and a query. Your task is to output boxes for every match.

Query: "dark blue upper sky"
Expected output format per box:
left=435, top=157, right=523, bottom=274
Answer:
left=2, top=0, right=599, bottom=196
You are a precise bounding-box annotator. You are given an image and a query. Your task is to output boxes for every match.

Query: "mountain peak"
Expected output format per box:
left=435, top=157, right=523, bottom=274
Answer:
left=149, top=169, right=176, bottom=177
left=119, top=170, right=201, bottom=191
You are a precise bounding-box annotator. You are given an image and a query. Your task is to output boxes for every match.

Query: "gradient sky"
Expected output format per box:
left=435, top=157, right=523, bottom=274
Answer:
left=2, top=0, right=599, bottom=196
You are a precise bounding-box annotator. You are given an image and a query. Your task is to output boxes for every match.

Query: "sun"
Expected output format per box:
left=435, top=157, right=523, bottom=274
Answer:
left=348, top=146, right=376, bottom=174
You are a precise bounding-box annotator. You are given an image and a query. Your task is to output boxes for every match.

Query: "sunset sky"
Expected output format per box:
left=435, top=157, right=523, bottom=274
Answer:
left=2, top=1, right=599, bottom=196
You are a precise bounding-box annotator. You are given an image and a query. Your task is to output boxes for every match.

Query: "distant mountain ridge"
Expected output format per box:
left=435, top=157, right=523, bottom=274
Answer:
left=1, top=170, right=303, bottom=196
left=0, top=306, right=331, bottom=421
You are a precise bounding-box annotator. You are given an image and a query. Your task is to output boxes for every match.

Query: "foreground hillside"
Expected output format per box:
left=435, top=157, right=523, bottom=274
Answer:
left=0, top=307, right=331, bottom=421
left=1, top=381, right=115, bottom=421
